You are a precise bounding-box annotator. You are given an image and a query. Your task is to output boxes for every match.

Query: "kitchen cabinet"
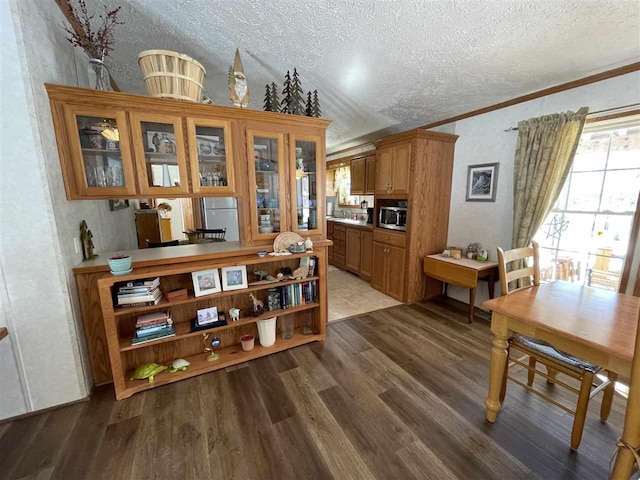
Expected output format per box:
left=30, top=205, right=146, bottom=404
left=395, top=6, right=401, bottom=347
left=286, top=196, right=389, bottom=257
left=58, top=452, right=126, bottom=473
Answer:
left=331, top=223, right=346, bottom=268
left=247, top=129, right=288, bottom=242
left=375, top=143, right=411, bottom=196
left=365, top=155, right=376, bottom=194
left=60, top=104, right=137, bottom=197
left=350, top=157, right=366, bottom=194
left=130, top=112, right=190, bottom=196
left=351, top=154, right=376, bottom=195
left=328, top=220, right=373, bottom=280
left=327, top=221, right=334, bottom=262
left=359, top=230, right=373, bottom=279
left=371, top=242, right=406, bottom=301
left=187, top=117, right=235, bottom=195
left=346, top=228, right=362, bottom=272
left=290, top=134, right=324, bottom=237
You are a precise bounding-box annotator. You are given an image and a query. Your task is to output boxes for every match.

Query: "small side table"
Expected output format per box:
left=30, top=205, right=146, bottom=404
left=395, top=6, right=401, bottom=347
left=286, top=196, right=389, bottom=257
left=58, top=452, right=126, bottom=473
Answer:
left=423, top=254, right=499, bottom=323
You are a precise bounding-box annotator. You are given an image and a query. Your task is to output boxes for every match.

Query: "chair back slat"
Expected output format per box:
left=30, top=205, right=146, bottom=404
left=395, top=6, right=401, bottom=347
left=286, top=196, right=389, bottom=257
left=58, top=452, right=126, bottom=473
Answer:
left=497, top=241, right=541, bottom=295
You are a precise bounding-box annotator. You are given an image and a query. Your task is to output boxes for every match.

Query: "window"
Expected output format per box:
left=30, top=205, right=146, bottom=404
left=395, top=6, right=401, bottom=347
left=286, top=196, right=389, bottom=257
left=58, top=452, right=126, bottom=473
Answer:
left=533, top=115, right=640, bottom=291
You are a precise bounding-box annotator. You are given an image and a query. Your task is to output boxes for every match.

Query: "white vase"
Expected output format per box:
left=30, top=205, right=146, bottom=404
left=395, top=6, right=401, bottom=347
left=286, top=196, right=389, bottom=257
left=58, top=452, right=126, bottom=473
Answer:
left=256, top=317, right=277, bottom=347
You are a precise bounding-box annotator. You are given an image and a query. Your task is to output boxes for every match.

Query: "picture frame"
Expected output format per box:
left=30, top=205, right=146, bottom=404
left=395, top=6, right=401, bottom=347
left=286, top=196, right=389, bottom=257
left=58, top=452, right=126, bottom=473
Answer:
left=196, top=306, right=219, bottom=326
left=221, top=265, right=248, bottom=291
left=466, top=163, right=499, bottom=202
left=109, top=199, right=129, bottom=211
left=192, top=269, right=222, bottom=297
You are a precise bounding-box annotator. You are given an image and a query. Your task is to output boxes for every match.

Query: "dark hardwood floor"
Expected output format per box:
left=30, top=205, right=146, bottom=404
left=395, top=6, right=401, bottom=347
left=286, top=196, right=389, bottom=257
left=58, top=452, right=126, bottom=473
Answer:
left=0, top=299, right=626, bottom=479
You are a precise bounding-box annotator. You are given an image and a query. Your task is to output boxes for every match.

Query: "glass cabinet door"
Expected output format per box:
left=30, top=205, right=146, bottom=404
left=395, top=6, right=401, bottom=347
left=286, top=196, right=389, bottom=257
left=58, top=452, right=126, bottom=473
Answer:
left=187, top=118, right=235, bottom=195
left=64, top=106, right=136, bottom=196
left=247, top=130, right=287, bottom=240
left=290, top=134, right=324, bottom=235
left=131, top=113, right=189, bottom=196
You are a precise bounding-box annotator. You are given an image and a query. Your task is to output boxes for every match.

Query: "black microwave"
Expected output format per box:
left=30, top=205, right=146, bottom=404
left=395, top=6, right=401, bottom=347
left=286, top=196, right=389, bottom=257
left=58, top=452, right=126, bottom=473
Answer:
left=379, top=206, right=407, bottom=231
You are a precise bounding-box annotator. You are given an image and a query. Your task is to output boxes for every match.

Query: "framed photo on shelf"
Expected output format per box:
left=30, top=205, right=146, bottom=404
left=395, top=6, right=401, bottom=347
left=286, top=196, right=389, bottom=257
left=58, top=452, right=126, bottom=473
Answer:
left=192, top=269, right=221, bottom=297
left=196, top=306, right=219, bottom=326
left=221, top=265, right=248, bottom=291
left=466, top=162, right=499, bottom=202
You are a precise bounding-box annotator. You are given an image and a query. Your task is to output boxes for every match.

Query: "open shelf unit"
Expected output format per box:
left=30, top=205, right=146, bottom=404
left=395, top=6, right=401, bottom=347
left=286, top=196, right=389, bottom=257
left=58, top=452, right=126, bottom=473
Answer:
left=97, top=248, right=327, bottom=400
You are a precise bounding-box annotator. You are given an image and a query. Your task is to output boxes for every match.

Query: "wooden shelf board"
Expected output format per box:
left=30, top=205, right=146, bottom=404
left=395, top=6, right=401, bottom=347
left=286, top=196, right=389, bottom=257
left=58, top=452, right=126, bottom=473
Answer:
left=81, top=148, right=121, bottom=154
left=119, top=302, right=319, bottom=351
left=121, top=330, right=324, bottom=398
left=99, top=251, right=317, bottom=289
left=114, top=276, right=320, bottom=317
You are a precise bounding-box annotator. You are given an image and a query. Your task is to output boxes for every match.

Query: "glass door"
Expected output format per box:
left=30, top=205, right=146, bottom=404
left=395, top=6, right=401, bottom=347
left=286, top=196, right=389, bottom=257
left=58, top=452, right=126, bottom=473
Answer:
left=187, top=117, right=235, bottom=195
left=290, top=134, right=324, bottom=236
left=247, top=130, right=287, bottom=241
left=63, top=105, right=136, bottom=197
left=131, top=113, right=189, bottom=196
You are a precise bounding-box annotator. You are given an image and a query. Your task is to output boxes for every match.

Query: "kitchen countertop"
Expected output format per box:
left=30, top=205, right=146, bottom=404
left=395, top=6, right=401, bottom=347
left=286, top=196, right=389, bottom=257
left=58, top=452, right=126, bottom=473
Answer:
left=327, top=217, right=373, bottom=229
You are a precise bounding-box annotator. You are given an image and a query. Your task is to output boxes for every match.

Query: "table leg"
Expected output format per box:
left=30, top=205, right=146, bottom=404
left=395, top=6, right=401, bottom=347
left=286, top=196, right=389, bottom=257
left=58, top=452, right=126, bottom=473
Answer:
left=468, top=287, right=476, bottom=323
left=443, top=282, right=448, bottom=297
left=485, top=312, right=509, bottom=423
left=611, top=315, right=640, bottom=478
left=488, top=276, right=495, bottom=299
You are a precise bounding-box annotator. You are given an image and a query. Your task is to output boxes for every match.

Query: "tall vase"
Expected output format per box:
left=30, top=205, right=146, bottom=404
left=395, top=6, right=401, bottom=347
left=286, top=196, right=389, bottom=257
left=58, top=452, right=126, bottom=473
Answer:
left=88, top=58, right=112, bottom=91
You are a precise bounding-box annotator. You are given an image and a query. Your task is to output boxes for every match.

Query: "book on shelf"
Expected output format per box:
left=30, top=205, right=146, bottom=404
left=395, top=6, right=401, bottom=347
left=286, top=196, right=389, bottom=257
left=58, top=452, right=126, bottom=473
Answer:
left=131, top=326, right=176, bottom=345
left=135, top=324, right=174, bottom=338
left=276, top=279, right=318, bottom=310
left=118, top=296, right=163, bottom=308
left=117, top=286, right=161, bottom=305
left=124, top=277, right=160, bottom=289
left=136, top=310, right=171, bottom=327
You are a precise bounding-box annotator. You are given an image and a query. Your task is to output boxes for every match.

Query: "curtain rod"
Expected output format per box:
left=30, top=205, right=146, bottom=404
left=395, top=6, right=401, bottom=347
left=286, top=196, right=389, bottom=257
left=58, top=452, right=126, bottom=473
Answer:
left=504, top=103, right=640, bottom=132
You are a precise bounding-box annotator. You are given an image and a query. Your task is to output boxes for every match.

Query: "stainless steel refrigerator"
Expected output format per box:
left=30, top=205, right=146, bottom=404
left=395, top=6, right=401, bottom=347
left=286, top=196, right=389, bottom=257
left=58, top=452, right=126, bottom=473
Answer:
left=202, top=197, right=239, bottom=241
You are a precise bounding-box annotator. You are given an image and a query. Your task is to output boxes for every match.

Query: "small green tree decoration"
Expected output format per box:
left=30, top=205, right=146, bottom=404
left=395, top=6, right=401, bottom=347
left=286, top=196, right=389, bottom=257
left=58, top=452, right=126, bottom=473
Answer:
left=305, top=91, right=313, bottom=117
left=281, top=70, right=293, bottom=114
left=312, top=90, right=321, bottom=118
left=269, top=82, right=280, bottom=112
left=290, top=68, right=305, bottom=115
left=263, top=84, right=273, bottom=112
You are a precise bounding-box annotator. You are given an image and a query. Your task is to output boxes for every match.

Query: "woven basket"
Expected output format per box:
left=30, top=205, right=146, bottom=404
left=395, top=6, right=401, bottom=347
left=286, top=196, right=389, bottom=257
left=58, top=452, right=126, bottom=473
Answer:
left=138, top=50, right=206, bottom=102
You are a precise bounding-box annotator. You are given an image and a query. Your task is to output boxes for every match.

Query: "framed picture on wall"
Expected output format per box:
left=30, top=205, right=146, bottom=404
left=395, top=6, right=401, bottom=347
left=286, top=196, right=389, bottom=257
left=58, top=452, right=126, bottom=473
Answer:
left=109, top=199, right=129, bottom=211
left=466, top=163, right=499, bottom=202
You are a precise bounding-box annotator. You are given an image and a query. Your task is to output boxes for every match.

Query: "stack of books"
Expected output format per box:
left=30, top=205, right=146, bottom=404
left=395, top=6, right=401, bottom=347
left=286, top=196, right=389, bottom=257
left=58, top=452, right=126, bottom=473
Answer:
left=116, top=277, right=162, bottom=308
left=132, top=310, right=175, bottom=345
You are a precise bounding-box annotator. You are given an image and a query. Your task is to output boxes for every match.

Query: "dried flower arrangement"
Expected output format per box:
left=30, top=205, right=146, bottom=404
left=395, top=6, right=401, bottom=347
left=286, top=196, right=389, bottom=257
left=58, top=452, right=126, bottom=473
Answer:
left=57, top=0, right=124, bottom=60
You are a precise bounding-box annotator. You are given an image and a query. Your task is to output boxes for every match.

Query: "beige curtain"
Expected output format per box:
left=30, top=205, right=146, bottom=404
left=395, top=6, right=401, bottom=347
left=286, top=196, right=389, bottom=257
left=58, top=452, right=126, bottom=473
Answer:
left=512, top=107, right=589, bottom=250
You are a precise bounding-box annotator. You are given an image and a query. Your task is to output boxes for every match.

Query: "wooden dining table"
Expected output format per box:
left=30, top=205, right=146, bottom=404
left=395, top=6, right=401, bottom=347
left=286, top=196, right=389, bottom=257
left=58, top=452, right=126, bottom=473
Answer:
left=482, top=281, right=640, bottom=479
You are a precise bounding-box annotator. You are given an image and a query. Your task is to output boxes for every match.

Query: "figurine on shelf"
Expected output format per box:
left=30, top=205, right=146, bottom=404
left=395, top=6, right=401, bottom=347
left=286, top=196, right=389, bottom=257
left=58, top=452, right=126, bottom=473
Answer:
left=228, top=48, right=249, bottom=108
left=304, top=237, right=313, bottom=251
left=152, top=132, right=160, bottom=152
left=248, top=293, right=264, bottom=316
left=130, top=363, right=167, bottom=383
left=229, top=308, right=240, bottom=322
left=254, top=269, right=269, bottom=281
left=203, top=333, right=222, bottom=361
left=80, top=220, right=98, bottom=261
left=169, top=358, right=190, bottom=373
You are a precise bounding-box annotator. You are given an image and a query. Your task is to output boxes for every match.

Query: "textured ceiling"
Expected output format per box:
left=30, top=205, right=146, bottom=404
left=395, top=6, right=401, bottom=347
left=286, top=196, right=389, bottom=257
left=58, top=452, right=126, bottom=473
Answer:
left=99, top=0, right=640, bottom=151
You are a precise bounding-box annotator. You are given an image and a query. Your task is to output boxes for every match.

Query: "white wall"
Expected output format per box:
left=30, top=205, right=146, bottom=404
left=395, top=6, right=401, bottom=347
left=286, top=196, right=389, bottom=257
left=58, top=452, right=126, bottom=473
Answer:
left=445, top=71, right=640, bottom=309
left=0, top=0, right=137, bottom=419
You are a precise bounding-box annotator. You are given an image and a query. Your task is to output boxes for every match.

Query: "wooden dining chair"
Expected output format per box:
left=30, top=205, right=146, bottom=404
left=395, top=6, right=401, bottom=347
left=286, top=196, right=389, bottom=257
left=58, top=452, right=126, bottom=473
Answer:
left=497, top=241, right=617, bottom=450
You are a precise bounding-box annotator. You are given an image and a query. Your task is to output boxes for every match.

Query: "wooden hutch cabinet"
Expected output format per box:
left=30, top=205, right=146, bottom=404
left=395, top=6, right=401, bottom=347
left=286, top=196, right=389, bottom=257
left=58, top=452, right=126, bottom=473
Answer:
left=371, top=129, right=458, bottom=302
left=46, top=84, right=330, bottom=246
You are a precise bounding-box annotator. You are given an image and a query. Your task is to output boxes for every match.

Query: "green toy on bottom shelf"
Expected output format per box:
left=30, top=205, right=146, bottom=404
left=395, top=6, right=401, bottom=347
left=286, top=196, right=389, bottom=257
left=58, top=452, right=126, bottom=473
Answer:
left=130, top=363, right=168, bottom=383
left=169, top=358, right=190, bottom=373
